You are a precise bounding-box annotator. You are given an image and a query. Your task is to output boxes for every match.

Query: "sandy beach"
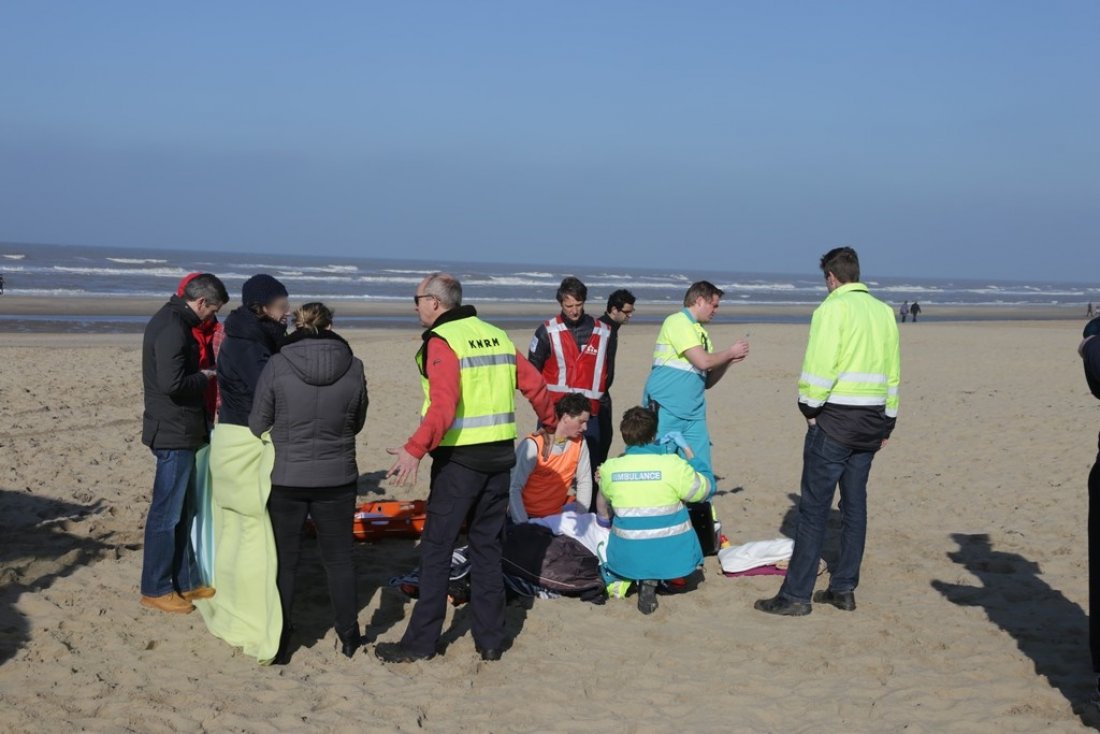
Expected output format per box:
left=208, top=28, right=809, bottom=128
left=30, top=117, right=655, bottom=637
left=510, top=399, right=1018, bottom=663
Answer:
left=2, top=314, right=1098, bottom=732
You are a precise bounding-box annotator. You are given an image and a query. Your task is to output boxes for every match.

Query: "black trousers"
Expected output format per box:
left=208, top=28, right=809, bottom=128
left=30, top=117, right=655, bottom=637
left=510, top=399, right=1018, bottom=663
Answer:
left=268, top=483, right=359, bottom=637
left=1090, top=433, right=1100, bottom=672
left=400, top=459, right=509, bottom=655
left=595, top=393, right=615, bottom=468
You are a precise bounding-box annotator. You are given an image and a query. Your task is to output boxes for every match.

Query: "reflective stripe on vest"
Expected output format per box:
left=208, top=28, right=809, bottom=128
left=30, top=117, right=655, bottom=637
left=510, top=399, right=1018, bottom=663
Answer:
left=613, top=503, right=683, bottom=518
left=542, top=317, right=610, bottom=409
left=418, top=316, right=518, bottom=446
left=798, top=283, right=901, bottom=419
left=612, top=519, right=693, bottom=540
left=451, top=411, right=516, bottom=430
left=460, top=354, right=517, bottom=369
left=651, top=314, right=707, bottom=376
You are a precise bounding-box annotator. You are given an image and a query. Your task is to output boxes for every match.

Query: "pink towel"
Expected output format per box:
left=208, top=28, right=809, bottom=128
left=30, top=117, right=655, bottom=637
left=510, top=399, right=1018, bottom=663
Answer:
left=723, top=564, right=787, bottom=578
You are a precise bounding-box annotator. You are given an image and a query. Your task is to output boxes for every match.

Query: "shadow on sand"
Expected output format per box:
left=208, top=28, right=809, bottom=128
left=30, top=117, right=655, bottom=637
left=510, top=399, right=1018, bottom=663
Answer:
left=0, top=488, right=114, bottom=665
left=932, top=532, right=1098, bottom=728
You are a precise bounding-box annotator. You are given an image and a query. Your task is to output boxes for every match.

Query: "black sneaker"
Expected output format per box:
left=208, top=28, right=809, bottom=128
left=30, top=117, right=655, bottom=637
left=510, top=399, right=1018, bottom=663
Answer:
left=374, top=642, right=435, bottom=663
left=637, top=580, right=659, bottom=615
left=813, top=589, right=856, bottom=611
left=476, top=647, right=503, bottom=662
left=754, top=594, right=812, bottom=617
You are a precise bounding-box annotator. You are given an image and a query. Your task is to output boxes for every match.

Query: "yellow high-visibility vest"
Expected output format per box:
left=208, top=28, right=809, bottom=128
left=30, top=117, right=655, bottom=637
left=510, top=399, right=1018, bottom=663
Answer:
left=419, top=315, right=518, bottom=447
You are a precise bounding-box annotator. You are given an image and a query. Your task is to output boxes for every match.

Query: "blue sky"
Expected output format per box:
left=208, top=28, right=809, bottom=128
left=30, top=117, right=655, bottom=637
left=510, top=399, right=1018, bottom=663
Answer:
left=0, top=2, right=1096, bottom=281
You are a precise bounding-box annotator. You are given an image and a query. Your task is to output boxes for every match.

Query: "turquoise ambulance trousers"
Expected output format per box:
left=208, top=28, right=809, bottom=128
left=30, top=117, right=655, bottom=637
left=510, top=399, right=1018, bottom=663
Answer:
left=655, top=411, right=715, bottom=492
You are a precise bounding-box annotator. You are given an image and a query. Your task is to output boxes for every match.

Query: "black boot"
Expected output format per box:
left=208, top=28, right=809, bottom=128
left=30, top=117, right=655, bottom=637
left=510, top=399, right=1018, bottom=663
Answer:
left=637, top=580, right=659, bottom=615
left=336, top=627, right=361, bottom=659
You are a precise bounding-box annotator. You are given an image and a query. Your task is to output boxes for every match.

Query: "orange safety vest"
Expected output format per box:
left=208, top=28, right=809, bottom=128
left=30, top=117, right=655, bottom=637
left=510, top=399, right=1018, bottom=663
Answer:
left=541, top=315, right=610, bottom=414
left=521, top=433, right=581, bottom=519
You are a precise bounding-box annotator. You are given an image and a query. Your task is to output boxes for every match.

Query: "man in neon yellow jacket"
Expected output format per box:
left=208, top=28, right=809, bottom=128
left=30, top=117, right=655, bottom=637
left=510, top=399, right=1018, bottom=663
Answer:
left=757, top=247, right=900, bottom=617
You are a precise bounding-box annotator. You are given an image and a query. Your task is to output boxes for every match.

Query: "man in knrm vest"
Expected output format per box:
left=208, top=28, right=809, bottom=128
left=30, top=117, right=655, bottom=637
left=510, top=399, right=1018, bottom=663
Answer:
left=642, top=280, right=749, bottom=488
left=756, top=247, right=900, bottom=616
left=528, top=277, right=610, bottom=487
left=379, top=273, right=556, bottom=663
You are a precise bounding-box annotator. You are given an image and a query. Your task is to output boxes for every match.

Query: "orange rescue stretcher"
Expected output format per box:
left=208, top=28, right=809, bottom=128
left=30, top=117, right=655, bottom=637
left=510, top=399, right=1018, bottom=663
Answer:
left=352, top=500, right=428, bottom=542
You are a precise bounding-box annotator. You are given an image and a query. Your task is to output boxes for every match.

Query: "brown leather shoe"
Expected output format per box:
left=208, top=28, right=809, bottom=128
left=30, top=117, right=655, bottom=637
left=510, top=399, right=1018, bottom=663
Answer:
left=140, top=592, right=195, bottom=614
left=181, top=586, right=216, bottom=602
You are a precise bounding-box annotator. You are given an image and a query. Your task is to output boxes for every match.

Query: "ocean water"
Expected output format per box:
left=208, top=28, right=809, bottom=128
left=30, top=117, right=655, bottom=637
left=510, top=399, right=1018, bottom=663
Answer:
left=0, top=241, right=1096, bottom=332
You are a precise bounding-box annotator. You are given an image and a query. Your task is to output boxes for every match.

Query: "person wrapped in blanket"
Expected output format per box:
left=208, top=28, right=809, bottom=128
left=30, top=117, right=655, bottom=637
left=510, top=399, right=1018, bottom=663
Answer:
left=508, top=392, right=593, bottom=524
left=596, top=406, right=711, bottom=614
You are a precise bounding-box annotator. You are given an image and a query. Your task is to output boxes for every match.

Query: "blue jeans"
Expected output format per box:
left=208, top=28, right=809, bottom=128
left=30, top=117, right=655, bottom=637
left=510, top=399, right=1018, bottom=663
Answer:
left=779, top=425, right=877, bottom=603
left=141, top=448, right=201, bottom=597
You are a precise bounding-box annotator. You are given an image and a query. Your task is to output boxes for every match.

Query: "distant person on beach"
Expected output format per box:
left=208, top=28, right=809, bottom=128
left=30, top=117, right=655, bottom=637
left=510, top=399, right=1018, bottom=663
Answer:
left=910, top=301, right=922, bottom=322
left=595, top=289, right=636, bottom=468
left=0, top=273, right=5, bottom=295
left=641, top=280, right=750, bottom=488
left=509, top=392, right=593, bottom=524
left=596, top=406, right=711, bottom=614
left=379, top=273, right=555, bottom=663
left=756, top=247, right=900, bottom=617
left=528, top=277, right=612, bottom=489
left=198, top=274, right=290, bottom=663
left=250, top=302, right=369, bottom=663
left=1089, top=302, right=1095, bottom=319
left=140, top=273, right=228, bottom=615
left=1078, top=316, right=1100, bottom=702
left=899, top=301, right=909, bottom=323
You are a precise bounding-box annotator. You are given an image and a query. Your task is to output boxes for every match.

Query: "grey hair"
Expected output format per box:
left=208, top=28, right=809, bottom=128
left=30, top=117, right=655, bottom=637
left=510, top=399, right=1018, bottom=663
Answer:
left=183, top=273, right=229, bottom=306
left=423, top=272, right=462, bottom=309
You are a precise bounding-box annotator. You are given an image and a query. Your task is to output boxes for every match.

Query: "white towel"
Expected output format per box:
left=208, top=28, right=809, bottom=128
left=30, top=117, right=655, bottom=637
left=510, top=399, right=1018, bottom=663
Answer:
left=529, top=510, right=610, bottom=560
left=717, top=537, right=795, bottom=573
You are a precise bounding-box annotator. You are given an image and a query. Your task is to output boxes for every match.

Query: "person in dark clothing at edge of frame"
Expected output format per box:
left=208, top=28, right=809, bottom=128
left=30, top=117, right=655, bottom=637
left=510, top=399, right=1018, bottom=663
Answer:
left=1079, top=316, right=1100, bottom=707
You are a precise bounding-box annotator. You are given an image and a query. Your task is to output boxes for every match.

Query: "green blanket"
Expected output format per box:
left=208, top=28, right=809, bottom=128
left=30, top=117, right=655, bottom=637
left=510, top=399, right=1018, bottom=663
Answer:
left=195, top=424, right=282, bottom=664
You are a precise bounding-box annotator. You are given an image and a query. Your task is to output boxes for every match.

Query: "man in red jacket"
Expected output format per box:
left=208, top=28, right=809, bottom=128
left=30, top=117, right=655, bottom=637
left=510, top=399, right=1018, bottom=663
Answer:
left=380, top=273, right=555, bottom=663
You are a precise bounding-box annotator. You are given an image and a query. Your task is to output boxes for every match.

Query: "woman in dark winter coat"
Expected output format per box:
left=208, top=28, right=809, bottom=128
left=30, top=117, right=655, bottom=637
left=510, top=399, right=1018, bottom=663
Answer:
left=199, top=274, right=292, bottom=664
left=217, top=274, right=290, bottom=425
left=250, top=302, right=369, bottom=663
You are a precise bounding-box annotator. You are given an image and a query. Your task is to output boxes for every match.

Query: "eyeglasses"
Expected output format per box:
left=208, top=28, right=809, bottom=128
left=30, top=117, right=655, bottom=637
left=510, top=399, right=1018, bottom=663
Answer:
left=413, top=294, right=437, bottom=305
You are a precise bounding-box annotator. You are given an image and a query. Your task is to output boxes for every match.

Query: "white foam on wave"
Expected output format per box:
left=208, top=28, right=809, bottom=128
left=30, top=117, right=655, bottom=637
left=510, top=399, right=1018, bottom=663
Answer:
left=382, top=268, right=431, bottom=275
left=721, top=282, right=803, bottom=292
left=357, top=274, right=426, bottom=285
left=106, top=257, right=168, bottom=265
left=53, top=265, right=192, bottom=278
left=230, top=262, right=359, bottom=274
left=2, top=254, right=27, bottom=260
